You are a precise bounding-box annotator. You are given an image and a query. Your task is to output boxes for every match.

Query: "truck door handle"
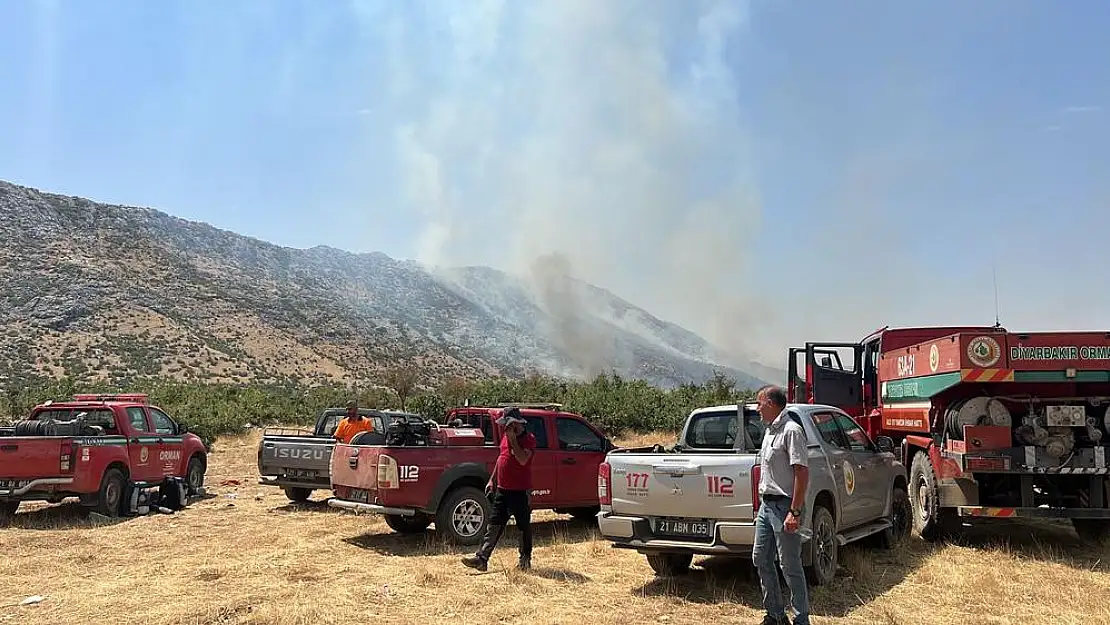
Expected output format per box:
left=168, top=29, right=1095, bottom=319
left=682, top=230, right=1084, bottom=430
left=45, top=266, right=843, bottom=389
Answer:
left=0, top=444, right=16, bottom=452
left=562, top=457, right=577, bottom=465
left=130, top=438, right=140, bottom=444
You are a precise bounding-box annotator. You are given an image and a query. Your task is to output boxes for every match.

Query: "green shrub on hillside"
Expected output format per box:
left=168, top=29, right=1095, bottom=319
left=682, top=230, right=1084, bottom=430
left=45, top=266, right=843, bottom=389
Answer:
left=1, top=371, right=757, bottom=449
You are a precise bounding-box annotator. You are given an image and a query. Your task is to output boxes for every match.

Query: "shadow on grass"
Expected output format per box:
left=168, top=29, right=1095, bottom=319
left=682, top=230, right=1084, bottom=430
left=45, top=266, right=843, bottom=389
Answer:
left=526, top=566, right=591, bottom=583
left=343, top=516, right=602, bottom=557
left=2, top=493, right=216, bottom=530
left=632, top=517, right=1110, bottom=615
left=631, top=540, right=932, bottom=618
left=2, top=502, right=108, bottom=530
left=268, top=497, right=345, bottom=514
left=935, top=517, right=1110, bottom=572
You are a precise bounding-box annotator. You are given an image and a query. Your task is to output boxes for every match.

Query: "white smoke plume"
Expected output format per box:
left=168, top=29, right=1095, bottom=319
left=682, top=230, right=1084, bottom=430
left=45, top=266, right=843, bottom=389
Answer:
left=364, top=0, right=773, bottom=369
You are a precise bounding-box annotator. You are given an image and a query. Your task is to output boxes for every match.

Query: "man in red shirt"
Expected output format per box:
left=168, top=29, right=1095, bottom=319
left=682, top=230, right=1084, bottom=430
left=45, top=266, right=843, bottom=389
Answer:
left=462, top=407, right=537, bottom=572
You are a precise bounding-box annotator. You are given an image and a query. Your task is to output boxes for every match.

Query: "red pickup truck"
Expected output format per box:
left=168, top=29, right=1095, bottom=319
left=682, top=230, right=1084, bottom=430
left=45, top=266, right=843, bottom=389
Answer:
left=0, top=393, right=208, bottom=519
left=328, top=404, right=615, bottom=544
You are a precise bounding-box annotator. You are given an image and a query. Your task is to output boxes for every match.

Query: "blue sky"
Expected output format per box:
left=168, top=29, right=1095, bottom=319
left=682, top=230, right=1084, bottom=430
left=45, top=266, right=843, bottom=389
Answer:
left=1, top=0, right=1107, bottom=363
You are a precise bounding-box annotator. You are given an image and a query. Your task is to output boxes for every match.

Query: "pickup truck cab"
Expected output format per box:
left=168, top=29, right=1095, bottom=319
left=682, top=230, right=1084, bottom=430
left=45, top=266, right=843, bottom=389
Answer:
left=0, top=393, right=208, bottom=519
left=257, top=407, right=390, bottom=502
left=597, top=402, right=910, bottom=585
left=328, top=404, right=616, bottom=544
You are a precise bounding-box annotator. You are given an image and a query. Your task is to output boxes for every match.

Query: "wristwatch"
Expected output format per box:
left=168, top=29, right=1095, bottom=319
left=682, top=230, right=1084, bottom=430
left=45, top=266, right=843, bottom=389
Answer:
left=789, top=507, right=802, bottom=517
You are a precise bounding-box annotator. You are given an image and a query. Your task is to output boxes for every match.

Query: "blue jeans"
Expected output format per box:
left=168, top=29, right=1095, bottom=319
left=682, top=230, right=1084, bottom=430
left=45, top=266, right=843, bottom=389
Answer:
left=752, top=496, right=809, bottom=624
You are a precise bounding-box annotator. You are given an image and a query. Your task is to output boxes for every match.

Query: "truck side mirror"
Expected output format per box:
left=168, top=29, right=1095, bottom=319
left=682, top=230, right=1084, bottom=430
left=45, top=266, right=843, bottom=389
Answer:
left=177, top=423, right=189, bottom=435
left=875, top=435, right=894, bottom=454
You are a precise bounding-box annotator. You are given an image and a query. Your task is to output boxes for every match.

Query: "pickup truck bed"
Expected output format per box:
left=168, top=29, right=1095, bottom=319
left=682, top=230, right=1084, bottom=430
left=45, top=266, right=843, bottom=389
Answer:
left=257, top=409, right=390, bottom=502
left=597, top=403, right=910, bottom=585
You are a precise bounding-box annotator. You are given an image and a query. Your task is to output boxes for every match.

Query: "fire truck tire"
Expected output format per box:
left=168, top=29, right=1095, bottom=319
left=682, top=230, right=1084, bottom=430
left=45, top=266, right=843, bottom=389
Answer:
left=95, top=468, right=127, bottom=518
left=284, top=487, right=313, bottom=502
left=436, top=485, right=491, bottom=546
left=804, top=505, right=838, bottom=586
left=645, top=553, right=692, bottom=576
left=384, top=513, right=432, bottom=534
left=1072, top=519, right=1110, bottom=546
left=910, top=453, right=959, bottom=541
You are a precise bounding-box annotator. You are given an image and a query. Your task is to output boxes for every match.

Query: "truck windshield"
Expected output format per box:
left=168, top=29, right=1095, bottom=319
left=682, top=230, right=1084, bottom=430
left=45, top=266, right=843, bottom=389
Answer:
left=683, top=407, right=765, bottom=452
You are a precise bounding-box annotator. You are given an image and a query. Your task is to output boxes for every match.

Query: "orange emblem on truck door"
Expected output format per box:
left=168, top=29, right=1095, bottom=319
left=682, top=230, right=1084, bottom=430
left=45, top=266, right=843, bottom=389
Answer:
left=843, top=461, right=856, bottom=496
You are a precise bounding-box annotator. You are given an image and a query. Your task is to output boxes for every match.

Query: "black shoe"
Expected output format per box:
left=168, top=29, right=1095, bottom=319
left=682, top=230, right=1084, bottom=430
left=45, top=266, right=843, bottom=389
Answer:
left=517, top=556, right=531, bottom=570
left=461, top=555, right=487, bottom=572
left=760, top=616, right=788, bottom=625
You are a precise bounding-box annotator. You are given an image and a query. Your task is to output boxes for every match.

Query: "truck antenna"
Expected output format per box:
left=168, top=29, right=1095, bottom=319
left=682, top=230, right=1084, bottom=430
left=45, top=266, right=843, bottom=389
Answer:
left=992, top=266, right=1002, bottom=328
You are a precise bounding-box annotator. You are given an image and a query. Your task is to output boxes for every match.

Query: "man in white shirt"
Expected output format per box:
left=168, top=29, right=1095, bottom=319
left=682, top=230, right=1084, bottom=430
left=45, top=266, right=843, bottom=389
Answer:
left=752, top=385, right=810, bottom=625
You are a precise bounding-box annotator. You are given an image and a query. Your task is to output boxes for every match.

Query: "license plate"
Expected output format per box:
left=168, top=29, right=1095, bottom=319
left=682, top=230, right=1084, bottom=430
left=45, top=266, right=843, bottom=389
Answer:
left=1046, top=405, right=1086, bottom=427
left=286, top=469, right=318, bottom=479
left=348, top=489, right=371, bottom=504
left=0, top=480, right=28, bottom=491
left=655, top=518, right=711, bottom=538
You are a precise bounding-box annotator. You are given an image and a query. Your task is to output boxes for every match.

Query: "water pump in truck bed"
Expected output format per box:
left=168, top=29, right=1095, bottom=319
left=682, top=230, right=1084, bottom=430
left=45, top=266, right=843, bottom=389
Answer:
left=12, top=411, right=105, bottom=437
left=1017, top=404, right=1108, bottom=458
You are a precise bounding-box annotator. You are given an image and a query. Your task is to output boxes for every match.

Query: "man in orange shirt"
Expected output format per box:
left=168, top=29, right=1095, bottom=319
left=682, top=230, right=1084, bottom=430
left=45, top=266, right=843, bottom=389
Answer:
left=334, top=400, right=373, bottom=443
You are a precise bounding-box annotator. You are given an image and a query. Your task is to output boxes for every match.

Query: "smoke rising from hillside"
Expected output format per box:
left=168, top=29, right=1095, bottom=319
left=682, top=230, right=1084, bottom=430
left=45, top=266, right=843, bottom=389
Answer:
left=371, top=0, right=773, bottom=370
left=528, top=251, right=613, bottom=378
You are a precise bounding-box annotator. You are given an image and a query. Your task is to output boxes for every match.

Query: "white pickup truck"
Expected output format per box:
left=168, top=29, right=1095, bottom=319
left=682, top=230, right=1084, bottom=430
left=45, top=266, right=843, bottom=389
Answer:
left=596, top=402, right=910, bottom=585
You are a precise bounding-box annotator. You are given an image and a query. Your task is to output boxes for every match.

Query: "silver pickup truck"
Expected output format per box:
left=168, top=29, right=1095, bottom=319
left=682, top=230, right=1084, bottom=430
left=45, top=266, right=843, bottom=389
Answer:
left=597, top=402, right=910, bottom=585
left=257, top=408, right=388, bottom=502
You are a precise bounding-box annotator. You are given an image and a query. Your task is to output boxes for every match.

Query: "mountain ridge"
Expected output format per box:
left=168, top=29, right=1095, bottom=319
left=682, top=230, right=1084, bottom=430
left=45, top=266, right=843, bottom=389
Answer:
left=0, top=179, right=782, bottom=390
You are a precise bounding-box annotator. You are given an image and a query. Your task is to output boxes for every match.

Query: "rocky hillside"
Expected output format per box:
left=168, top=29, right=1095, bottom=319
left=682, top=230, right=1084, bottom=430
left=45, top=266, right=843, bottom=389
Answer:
left=0, top=180, right=780, bottom=389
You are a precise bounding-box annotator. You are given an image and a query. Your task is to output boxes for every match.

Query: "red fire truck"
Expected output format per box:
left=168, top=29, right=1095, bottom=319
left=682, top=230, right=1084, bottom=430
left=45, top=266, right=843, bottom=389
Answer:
left=788, top=325, right=1110, bottom=545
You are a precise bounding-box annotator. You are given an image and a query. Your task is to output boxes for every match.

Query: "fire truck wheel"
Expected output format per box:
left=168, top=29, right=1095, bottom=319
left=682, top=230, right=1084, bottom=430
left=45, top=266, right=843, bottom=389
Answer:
left=436, top=485, right=491, bottom=546
left=95, top=468, right=127, bottom=517
left=1072, top=519, right=1110, bottom=546
left=385, top=513, right=432, bottom=534
left=804, top=505, right=838, bottom=586
left=910, top=453, right=959, bottom=541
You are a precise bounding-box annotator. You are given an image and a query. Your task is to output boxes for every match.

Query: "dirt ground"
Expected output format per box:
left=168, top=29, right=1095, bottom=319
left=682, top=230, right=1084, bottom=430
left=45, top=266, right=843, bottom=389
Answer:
left=2, top=431, right=1109, bottom=625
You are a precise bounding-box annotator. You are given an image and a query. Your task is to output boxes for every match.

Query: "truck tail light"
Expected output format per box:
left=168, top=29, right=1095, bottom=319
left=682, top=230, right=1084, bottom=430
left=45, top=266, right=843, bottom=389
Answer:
left=60, top=441, right=75, bottom=474
left=751, top=464, right=761, bottom=514
left=598, top=462, right=612, bottom=505
left=377, top=454, right=399, bottom=489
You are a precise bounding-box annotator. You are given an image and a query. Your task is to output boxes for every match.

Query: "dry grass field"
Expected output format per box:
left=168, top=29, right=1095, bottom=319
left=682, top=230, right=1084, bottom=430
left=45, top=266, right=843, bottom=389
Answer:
left=3, top=431, right=1110, bottom=625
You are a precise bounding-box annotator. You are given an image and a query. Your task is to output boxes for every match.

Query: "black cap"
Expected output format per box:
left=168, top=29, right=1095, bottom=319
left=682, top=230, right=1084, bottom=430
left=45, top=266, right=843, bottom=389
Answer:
left=495, top=406, right=525, bottom=426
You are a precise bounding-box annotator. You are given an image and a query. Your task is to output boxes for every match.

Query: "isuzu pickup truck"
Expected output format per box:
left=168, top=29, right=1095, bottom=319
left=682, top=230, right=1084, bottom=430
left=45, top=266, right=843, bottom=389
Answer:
left=596, top=402, right=910, bottom=585
left=0, top=393, right=207, bottom=519
left=329, top=404, right=615, bottom=544
left=257, top=407, right=390, bottom=502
